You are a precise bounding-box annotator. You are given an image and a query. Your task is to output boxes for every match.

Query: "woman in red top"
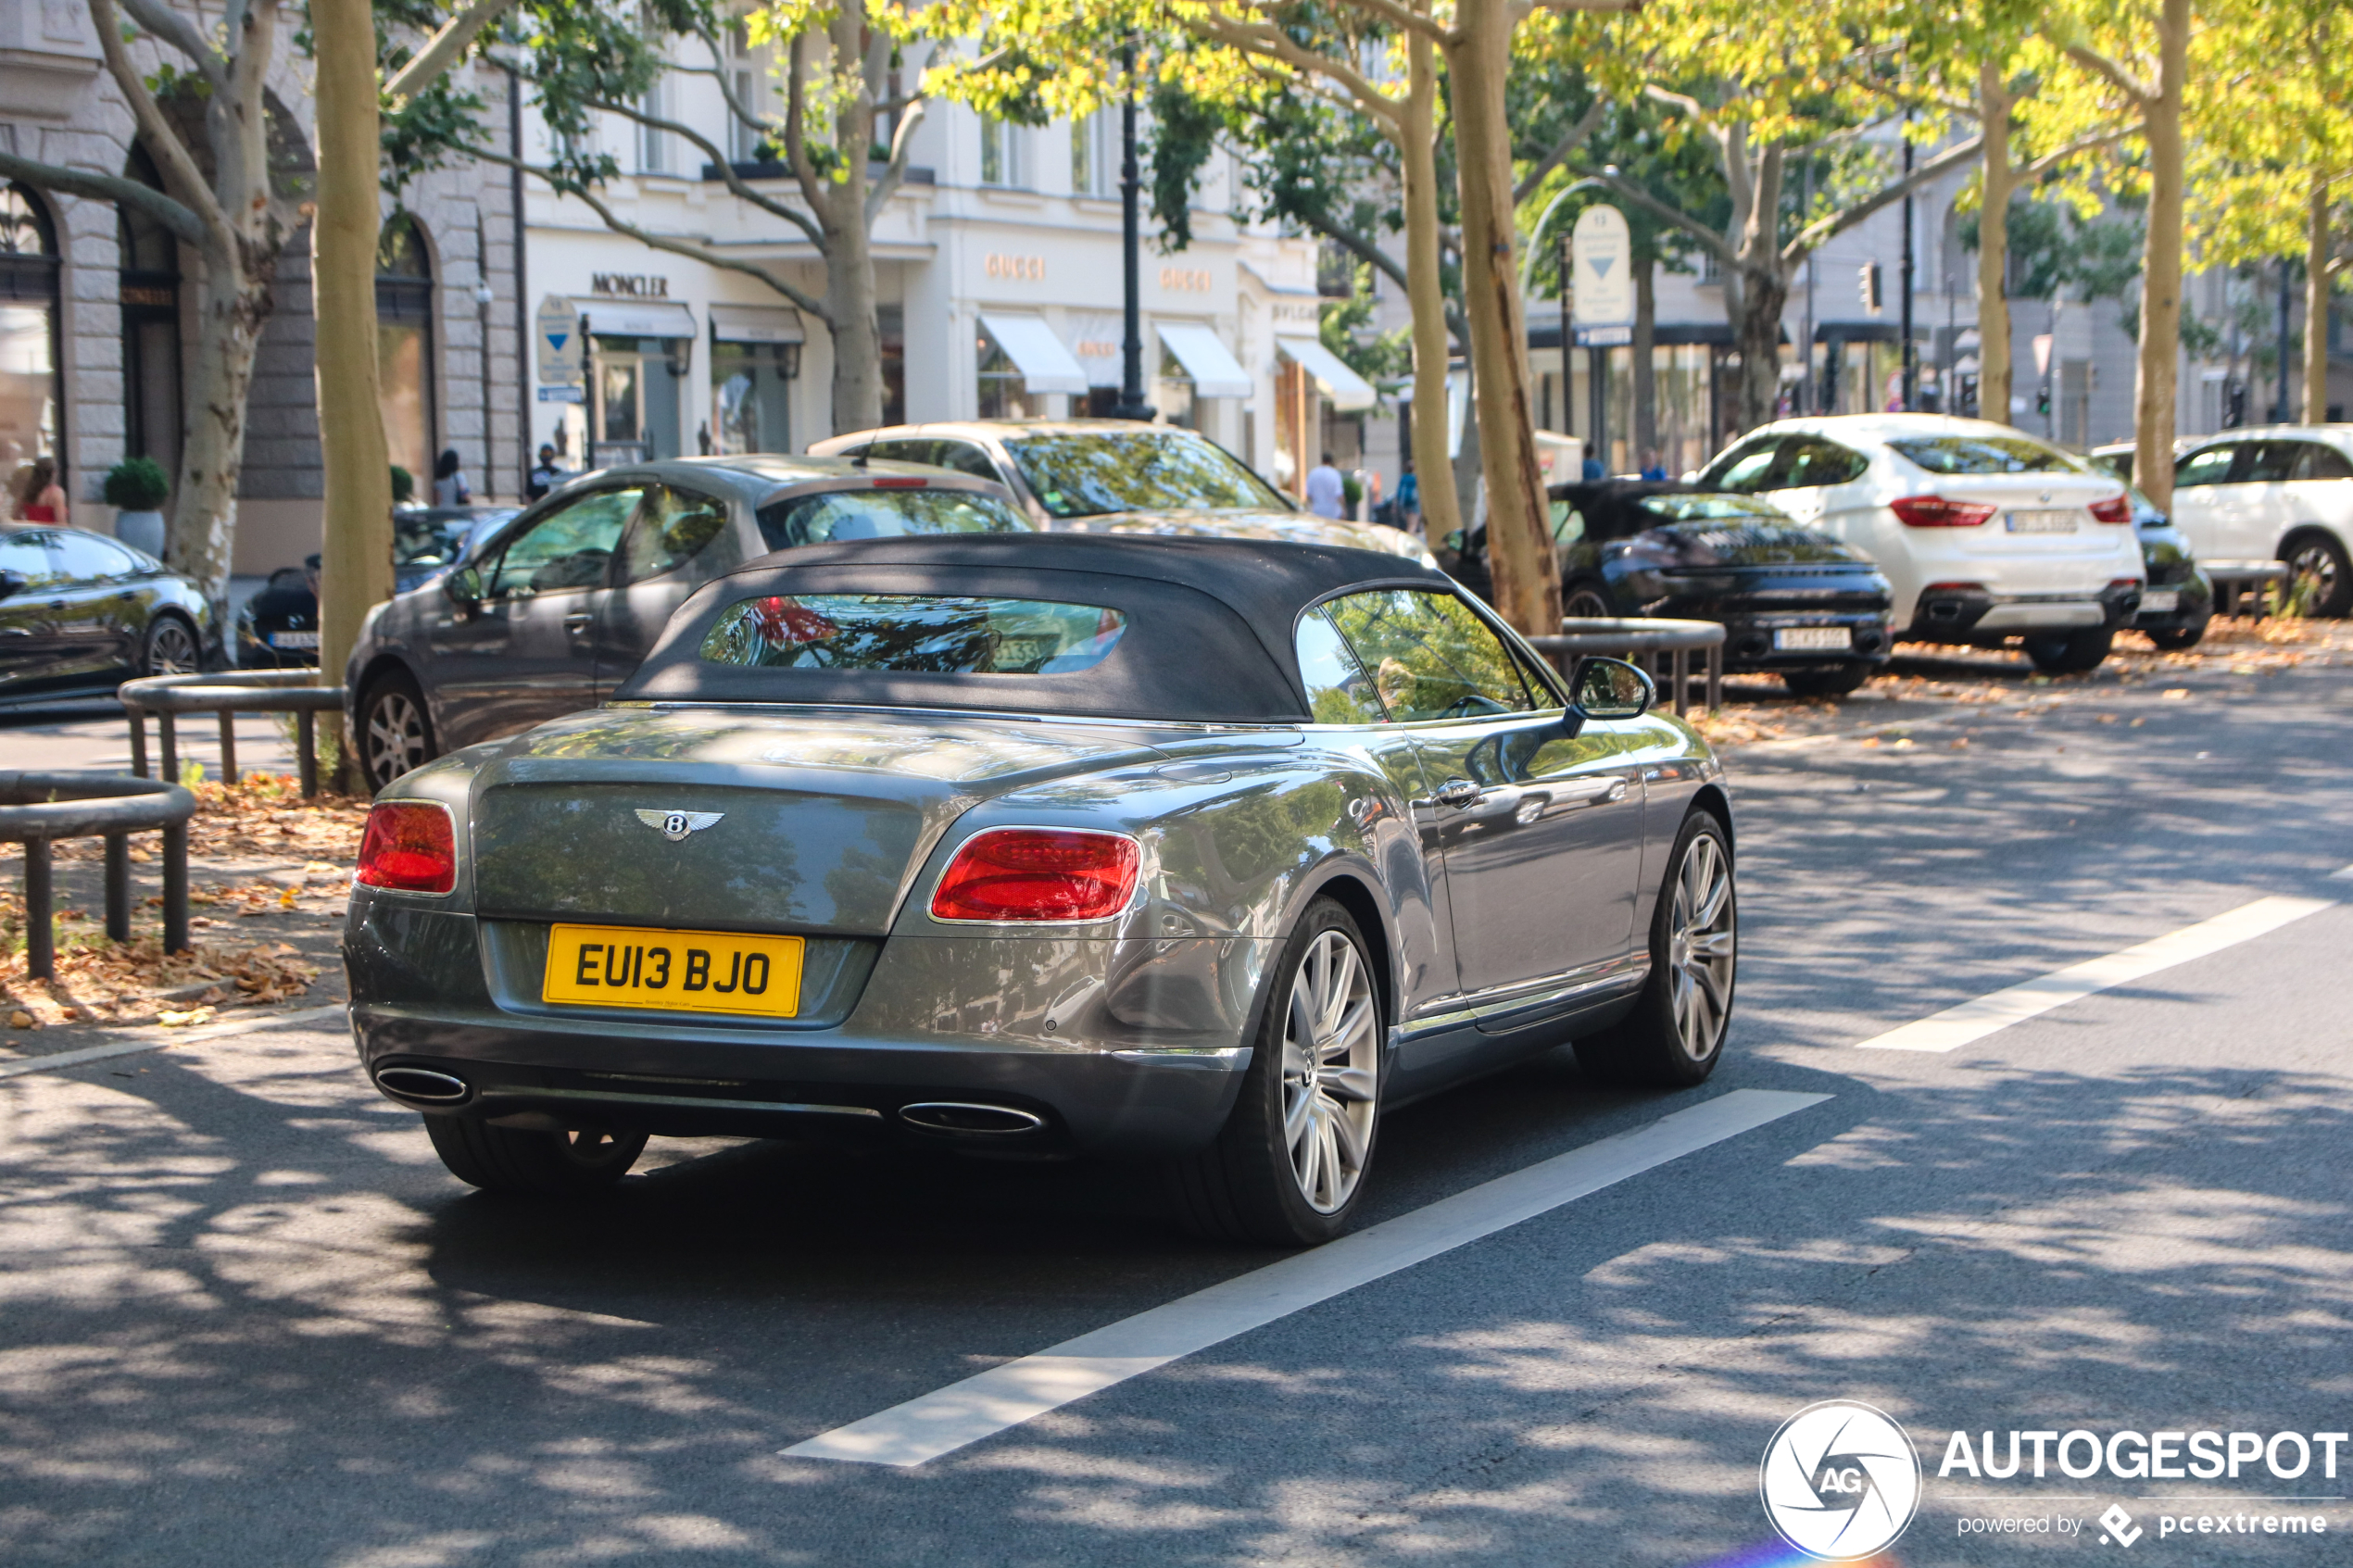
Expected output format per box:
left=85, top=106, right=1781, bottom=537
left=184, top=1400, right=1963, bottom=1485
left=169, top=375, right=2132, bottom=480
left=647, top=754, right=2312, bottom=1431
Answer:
left=16, top=458, right=65, bottom=525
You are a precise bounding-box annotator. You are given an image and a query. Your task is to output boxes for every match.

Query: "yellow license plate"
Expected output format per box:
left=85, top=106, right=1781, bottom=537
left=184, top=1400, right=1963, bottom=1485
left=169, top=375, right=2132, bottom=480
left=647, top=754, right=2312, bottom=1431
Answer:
left=542, top=923, right=804, bottom=1018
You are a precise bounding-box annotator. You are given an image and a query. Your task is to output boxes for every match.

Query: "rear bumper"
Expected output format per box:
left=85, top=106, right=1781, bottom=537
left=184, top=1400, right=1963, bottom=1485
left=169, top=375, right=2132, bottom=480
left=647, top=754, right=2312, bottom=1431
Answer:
left=1905, top=580, right=2142, bottom=643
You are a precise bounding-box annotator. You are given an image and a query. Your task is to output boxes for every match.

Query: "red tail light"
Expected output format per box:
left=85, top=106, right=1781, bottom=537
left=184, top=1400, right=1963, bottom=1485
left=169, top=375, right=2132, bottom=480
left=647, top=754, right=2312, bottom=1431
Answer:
left=356, top=801, right=457, bottom=894
left=871, top=477, right=928, bottom=489
left=1891, top=495, right=1997, bottom=528
left=930, top=828, right=1140, bottom=922
left=2087, top=495, right=2132, bottom=523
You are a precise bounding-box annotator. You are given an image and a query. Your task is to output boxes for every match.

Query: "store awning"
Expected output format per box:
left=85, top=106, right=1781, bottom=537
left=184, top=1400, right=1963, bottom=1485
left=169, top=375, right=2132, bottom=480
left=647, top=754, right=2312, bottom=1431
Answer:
left=1277, top=335, right=1378, bottom=412
left=578, top=300, right=698, bottom=340
left=978, top=312, right=1088, bottom=395
left=710, top=304, right=804, bottom=345
left=1156, top=322, right=1253, bottom=398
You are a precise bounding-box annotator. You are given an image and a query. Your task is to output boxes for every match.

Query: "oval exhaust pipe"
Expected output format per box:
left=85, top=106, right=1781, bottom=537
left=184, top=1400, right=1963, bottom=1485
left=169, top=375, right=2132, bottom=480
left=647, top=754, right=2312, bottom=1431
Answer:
left=899, top=1101, right=1046, bottom=1135
left=374, top=1067, right=472, bottom=1104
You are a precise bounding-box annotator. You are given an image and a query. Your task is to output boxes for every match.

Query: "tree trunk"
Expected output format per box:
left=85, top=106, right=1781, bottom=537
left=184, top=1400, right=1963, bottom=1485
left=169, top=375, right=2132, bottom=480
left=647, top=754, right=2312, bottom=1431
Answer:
left=1977, top=61, right=2015, bottom=428
left=815, top=5, right=885, bottom=436
left=1442, top=0, right=1558, bottom=637
left=1631, top=257, right=1656, bottom=470
left=170, top=258, right=271, bottom=608
left=313, top=0, right=394, bottom=739
left=1400, top=23, right=1461, bottom=546
left=2133, top=0, right=2188, bottom=511
left=1731, top=264, right=1790, bottom=433
left=2307, top=176, right=2333, bottom=421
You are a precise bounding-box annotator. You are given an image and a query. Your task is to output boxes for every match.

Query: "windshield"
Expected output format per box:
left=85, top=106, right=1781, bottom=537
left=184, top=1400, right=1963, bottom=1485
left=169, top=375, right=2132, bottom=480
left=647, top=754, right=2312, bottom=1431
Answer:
left=1002, top=432, right=1287, bottom=518
left=699, top=594, right=1126, bottom=674
left=757, top=489, right=1029, bottom=550
left=1890, top=435, right=2079, bottom=475
left=395, top=512, right=472, bottom=568
left=1637, top=495, right=1793, bottom=522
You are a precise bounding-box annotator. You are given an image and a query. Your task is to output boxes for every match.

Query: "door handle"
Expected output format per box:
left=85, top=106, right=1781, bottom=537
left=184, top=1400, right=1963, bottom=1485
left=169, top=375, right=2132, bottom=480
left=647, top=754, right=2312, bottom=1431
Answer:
left=1434, top=778, right=1482, bottom=809
left=562, top=612, right=594, bottom=633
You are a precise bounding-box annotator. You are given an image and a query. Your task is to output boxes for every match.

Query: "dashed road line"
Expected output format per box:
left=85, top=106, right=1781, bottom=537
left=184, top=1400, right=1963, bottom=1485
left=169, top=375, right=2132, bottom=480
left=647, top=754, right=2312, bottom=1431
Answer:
left=0, top=1002, right=348, bottom=1081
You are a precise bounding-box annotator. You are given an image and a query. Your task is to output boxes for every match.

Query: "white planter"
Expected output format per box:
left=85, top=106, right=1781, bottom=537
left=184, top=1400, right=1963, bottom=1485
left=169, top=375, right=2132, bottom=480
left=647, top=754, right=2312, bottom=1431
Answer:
left=114, top=510, right=166, bottom=558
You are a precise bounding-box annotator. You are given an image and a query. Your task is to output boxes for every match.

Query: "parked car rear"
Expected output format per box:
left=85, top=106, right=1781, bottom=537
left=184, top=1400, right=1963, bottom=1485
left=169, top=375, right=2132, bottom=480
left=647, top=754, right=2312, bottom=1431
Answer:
left=0, top=525, right=214, bottom=705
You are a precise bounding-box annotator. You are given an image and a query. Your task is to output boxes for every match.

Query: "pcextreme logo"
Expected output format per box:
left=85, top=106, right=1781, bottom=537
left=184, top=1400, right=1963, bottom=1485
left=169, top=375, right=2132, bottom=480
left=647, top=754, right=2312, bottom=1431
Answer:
left=1759, top=1400, right=1924, bottom=1562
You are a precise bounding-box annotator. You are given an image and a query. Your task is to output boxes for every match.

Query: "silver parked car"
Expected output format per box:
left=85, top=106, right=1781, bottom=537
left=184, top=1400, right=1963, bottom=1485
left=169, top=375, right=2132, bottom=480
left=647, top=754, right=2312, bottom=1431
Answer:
left=343, top=456, right=1028, bottom=790
left=346, top=533, right=1736, bottom=1244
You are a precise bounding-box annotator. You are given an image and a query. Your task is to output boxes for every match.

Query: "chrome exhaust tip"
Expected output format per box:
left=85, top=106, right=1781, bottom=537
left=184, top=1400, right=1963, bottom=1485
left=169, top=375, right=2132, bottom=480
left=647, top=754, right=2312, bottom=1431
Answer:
left=374, top=1066, right=472, bottom=1105
left=898, top=1101, right=1046, bottom=1135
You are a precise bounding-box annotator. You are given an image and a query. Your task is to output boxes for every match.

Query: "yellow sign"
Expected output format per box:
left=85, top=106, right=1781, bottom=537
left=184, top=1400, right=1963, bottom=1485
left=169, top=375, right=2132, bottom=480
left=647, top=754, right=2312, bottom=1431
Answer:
left=542, top=923, right=804, bottom=1019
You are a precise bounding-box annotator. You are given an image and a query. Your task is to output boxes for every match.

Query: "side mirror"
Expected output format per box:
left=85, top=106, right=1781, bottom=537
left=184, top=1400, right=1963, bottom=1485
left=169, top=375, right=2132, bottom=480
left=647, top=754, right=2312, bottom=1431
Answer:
left=0, top=568, right=25, bottom=600
left=443, top=565, right=483, bottom=614
left=1568, top=656, right=1655, bottom=721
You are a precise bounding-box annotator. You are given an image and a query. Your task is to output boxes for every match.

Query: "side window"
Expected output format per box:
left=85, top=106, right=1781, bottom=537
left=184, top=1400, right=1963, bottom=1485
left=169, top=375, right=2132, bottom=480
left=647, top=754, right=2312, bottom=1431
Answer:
left=2292, top=443, right=2353, bottom=482
left=615, top=487, right=734, bottom=583
left=930, top=441, right=1007, bottom=483
left=484, top=488, right=641, bottom=599
left=2172, top=445, right=2237, bottom=489
left=2240, top=443, right=2301, bottom=483
left=1780, top=438, right=1869, bottom=488
left=1295, top=608, right=1388, bottom=724
left=1706, top=438, right=1781, bottom=493
left=0, top=533, right=57, bottom=587
left=865, top=438, right=935, bottom=465
left=1548, top=500, right=1586, bottom=543
left=1321, top=588, right=1534, bottom=723
left=51, top=532, right=137, bottom=582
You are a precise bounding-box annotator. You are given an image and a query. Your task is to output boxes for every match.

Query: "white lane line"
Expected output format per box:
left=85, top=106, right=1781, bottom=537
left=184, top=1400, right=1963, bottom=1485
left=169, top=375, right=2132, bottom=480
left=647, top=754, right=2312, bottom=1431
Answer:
left=0, top=1002, right=348, bottom=1081
left=783, top=1087, right=1830, bottom=1468
left=1857, top=895, right=2336, bottom=1054
left=2331, top=864, right=2353, bottom=882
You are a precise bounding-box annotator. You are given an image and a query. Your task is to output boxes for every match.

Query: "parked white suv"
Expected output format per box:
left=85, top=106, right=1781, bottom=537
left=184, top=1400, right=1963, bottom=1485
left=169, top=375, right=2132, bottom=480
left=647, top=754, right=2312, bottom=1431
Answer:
left=1697, top=414, right=2143, bottom=672
left=2162, top=427, right=2353, bottom=617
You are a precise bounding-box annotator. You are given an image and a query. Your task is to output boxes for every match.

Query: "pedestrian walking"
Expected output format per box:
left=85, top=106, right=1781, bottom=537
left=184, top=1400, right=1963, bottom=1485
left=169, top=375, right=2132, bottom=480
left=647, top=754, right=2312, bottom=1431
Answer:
left=525, top=445, right=564, bottom=501
left=432, top=447, right=471, bottom=506
left=1305, top=452, right=1345, bottom=519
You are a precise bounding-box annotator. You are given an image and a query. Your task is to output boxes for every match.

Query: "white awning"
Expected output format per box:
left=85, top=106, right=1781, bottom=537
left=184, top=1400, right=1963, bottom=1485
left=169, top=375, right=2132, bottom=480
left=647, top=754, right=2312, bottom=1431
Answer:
left=710, top=304, right=804, bottom=345
left=1277, top=335, right=1378, bottom=412
left=1155, top=322, right=1253, bottom=398
left=978, top=312, right=1089, bottom=395
left=578, top=300, right=698, bottom=340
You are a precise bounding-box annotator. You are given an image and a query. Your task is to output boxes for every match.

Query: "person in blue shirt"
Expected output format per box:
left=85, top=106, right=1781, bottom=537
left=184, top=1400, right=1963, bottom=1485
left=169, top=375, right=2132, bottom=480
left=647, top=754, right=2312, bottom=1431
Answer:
left=1640, top=448, right=1667, bottom=482
left=1581, top=454, right=1604, bottom=481
left=1395, top=460, right=1420, bottom=532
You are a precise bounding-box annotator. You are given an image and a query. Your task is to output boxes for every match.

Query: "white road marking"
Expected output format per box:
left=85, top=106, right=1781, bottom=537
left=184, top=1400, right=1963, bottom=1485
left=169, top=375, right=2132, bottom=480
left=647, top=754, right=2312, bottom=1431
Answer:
left=783, top=1087, right=1830, bottom=1468
left=0, top=1002, right=348, bottom=1081
left=2331, top=864, right=2353, bottom=882
left=1856, top=895, right=2336, bottom=1054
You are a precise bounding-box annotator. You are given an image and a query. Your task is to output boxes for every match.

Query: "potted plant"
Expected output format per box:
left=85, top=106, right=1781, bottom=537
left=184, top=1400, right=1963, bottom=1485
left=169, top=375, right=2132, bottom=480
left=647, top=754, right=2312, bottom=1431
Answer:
left=103, top=458, right=170, bottom=558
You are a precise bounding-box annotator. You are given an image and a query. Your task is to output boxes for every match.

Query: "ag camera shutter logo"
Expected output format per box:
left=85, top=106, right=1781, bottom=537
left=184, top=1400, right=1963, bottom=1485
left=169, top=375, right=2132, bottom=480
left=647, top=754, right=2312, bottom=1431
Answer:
left=1759, top=1400, right=1923, bottom=1561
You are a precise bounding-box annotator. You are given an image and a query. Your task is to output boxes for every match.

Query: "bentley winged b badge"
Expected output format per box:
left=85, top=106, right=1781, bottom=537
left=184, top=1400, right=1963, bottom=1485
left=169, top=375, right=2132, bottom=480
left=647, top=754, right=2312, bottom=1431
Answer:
left=635, top=809, right=724, bottom=842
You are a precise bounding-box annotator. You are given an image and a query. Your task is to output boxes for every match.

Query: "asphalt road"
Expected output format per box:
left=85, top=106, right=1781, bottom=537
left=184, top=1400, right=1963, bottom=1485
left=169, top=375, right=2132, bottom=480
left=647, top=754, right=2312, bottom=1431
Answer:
left=3, top=646, right=2350, bottom=1566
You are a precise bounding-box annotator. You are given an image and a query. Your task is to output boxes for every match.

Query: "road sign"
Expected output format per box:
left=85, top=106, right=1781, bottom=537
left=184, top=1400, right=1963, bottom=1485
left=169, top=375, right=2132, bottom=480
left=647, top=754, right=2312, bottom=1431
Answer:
left=536, top=294, right=584, bottom=387
left=1570, top=206, right=1633, bottom=330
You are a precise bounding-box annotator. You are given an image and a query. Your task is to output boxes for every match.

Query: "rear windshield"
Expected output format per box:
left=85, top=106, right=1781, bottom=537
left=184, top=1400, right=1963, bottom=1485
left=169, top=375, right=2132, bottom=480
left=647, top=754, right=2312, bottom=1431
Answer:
left=1003, top=433, right=1286, bottom=519
left=756, top=489, right=1028, bottom=551
left=699, top=594, right=1126, bottom=674
left=1637, top=495, right=1790, bottom=522
left=1889, top=436, right=2077, bottom=475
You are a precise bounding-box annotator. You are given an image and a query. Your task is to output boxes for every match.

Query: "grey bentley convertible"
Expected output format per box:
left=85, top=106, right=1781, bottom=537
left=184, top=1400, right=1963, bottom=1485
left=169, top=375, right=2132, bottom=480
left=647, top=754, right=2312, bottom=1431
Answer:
left=346, top=534, right=1737, bottom=1244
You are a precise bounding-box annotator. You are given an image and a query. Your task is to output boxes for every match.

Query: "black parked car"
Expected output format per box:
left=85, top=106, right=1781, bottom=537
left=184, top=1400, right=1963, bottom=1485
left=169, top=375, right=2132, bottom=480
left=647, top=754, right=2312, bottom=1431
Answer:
left=1445, top=482, right=1895, bottom=696
left=0, top=525, right=216, bottom=707
left=239, top=508, right=520, bottom=669
left=2082, top=458, right=2215, bottom=651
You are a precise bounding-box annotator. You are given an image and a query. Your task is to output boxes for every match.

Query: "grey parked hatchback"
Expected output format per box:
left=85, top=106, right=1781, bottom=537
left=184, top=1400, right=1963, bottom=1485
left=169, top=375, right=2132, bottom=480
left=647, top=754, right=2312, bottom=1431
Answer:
left=344, top=456, right=1027, bottom=789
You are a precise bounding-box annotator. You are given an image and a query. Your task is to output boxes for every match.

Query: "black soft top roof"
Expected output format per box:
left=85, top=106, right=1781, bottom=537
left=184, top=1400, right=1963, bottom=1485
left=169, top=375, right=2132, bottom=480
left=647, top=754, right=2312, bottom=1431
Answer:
left=613, top=533, right=1458, bottom=722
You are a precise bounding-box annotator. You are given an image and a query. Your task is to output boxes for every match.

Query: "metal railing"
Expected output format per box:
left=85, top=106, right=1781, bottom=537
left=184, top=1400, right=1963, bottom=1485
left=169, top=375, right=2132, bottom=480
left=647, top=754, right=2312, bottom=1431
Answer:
left=2, top=772, right=195, bottom=980
left=120, top=670, right=346, bottom=797
left=1529, top=618, right=1727, bottom=719
left=2202, top=561, right=2291, bottom=620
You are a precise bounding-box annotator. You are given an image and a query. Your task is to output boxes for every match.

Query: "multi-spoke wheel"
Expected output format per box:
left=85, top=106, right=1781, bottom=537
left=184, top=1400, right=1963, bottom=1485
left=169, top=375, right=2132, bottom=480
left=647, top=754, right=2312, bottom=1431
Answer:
left=1576, top=809, right=1737, bottom=1087
left=142, top=613, right=200, bottom=676
left=1167, top=897, right=1385, bottom=1245
left=360, top=673, right=436, bottom=790
left=423, top=1115, right=648, bottom=1196
left=2283, top=533, right=2353, bottom=619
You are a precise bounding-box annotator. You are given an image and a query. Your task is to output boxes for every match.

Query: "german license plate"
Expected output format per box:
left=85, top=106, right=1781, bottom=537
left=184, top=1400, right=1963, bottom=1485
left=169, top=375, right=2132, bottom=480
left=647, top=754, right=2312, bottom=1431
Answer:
left=2005, top=509, right=2079, bottom=533
left=542, top=923, right=804, bottom=1018
left=1774, top=626, right=1853, bottom=652
left=2141, top=588, right=2180, bottom=613
left=269, top=630, right=320, bottom=649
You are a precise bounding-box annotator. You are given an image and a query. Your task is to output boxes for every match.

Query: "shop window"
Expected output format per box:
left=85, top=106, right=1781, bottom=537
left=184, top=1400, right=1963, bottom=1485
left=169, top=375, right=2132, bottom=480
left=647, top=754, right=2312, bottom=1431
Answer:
left=1152, top=346, right=1195, bottom=430
left=976, top=323, right=1037, bottom=419
left=376, top=214, right=436, bottom=487
left=980, top=118, right=1025, bottom=187
left=880, top=304, right=904, bottom=427
left=0, top=183, right=61, bottom=509
left=711, top=341, right=795, bottom=455
left=592, top=337, right=684, bottom=465
left=119, top=144, right=181, bottom=488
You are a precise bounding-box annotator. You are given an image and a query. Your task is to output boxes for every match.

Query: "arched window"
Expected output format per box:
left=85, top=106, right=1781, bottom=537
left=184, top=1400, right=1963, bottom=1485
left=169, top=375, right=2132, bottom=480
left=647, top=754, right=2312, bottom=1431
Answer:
left=120, top=144, right=182, bottom=485
left=0, top=182, right=63, bottom=510
left=377, top=213, right=435, bottom=490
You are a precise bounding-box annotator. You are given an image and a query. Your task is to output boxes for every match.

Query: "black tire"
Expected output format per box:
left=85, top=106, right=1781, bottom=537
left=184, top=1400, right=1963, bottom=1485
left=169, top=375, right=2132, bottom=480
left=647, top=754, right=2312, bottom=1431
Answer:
left=1562, top=580, right=1617, bottom=620
left=2283, top=532, right=2353, bottom=619
left=2021, top=626, right=2114, bottom=674
left=1575, top=810, right=1735, bottom=1089
left=2146, top=618, right=2208, bottom=651
left=1780, top=661, right=1871, bottom=697
left=141, top=612, right=201, bottom=676
left=1166, top=898, right=1384, bottom=1246
left=423, top=1116, right=648, bottom=1196
left=359, top=671, right=437, bottom=790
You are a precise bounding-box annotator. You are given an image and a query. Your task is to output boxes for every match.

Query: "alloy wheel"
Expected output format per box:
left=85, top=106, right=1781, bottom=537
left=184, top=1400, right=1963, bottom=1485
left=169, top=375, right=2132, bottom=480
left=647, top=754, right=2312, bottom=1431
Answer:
left=366, top=690, right=428, bottom=786
left=1564, top=587, right=1613, bottom=619
left=1666, top=832, right=1736, bottom=1063
left=1278, top=929, right=1378, bottom=1213
left=2289, top=542, right=2340, bottom=610
left=145, top=618, right=197, bottom=675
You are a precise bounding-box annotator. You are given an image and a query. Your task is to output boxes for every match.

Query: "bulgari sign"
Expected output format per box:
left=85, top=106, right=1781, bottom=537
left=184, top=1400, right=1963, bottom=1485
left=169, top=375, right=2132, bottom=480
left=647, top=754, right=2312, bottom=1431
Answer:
left=591, top=273, right=671, bottom=298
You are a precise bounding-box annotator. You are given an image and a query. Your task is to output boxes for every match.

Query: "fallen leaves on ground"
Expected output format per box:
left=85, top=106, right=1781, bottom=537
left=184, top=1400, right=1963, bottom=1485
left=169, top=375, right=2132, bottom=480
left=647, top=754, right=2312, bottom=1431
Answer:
left=0, top=897, right=321, bottom=1026
left=42, top=771, right=370, bottom=866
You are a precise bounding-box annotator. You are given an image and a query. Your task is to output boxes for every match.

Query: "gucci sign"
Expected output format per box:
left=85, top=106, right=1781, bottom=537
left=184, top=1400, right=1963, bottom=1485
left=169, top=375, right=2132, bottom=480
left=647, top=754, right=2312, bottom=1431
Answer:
left=986, top=253, right=1046, bottom=281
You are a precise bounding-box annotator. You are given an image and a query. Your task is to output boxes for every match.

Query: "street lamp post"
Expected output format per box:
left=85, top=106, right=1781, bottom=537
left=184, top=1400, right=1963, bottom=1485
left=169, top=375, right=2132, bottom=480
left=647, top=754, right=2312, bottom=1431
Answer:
left=1899, top=122, right=1916, bottom=412
left=1112, top=44, right=1153, bottom=421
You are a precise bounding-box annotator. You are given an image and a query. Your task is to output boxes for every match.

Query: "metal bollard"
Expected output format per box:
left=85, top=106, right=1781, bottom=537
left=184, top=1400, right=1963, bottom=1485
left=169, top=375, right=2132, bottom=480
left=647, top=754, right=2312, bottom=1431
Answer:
left=159, top=712, right=179, bottom=784
left=162, top=821, right=190, bottom=954
left=218, top=710, right=238, bottom=785
left=23, top=837, right=51, bottom=980
left=296, top=708, right=318, bottom=798
left=129, top=709, right=148, bottom=778
left=104, top=832, right=130, bottom=943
